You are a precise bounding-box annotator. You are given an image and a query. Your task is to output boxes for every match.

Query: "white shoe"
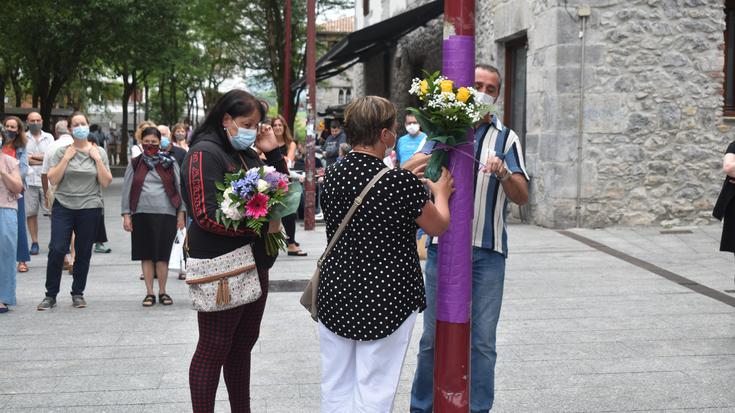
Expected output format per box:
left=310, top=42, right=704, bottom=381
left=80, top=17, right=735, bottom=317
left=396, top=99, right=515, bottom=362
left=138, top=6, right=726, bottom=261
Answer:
left=315, top=212, right=324, bottom=221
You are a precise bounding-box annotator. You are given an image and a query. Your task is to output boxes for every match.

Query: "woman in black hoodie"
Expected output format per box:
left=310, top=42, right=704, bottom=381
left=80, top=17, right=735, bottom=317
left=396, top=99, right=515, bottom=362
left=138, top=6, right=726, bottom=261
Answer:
left=182, top=90, right=287, bottom=413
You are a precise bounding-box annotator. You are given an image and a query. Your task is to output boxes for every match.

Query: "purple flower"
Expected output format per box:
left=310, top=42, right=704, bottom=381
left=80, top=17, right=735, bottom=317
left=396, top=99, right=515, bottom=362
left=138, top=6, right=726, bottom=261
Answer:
left=264, top=171, right=284, bottom=188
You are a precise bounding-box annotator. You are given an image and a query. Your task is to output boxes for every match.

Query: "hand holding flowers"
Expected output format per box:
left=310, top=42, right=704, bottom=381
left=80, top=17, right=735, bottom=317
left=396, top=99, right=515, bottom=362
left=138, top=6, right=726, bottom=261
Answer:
left=215, top=166, right=302, bottom=256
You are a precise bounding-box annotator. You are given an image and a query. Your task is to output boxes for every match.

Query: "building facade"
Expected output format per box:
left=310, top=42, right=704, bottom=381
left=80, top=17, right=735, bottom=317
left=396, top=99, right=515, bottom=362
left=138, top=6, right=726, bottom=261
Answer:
left=353, top=0, right=734, bottom=228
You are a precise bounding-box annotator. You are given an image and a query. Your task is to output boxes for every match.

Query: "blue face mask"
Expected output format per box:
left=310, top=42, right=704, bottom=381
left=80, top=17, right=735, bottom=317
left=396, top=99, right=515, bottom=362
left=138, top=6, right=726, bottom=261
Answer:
left=72, top=125, right=89, bottom=140
left=161, top=137, right=171, bottom=149
left=227, top=123, right=257, bottom=150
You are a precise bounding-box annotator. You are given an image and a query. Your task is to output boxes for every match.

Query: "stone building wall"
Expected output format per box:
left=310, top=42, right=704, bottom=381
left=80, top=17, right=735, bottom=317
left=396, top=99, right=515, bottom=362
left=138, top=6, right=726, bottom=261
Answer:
left=354, top=0, right=733, bottom=228
left=479, top=0, right=734, bottom=228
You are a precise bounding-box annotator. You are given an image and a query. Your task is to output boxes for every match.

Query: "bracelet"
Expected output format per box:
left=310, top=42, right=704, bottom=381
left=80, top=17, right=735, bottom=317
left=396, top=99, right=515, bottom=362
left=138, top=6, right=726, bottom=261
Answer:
left=499, top=171, right=512, bottom=182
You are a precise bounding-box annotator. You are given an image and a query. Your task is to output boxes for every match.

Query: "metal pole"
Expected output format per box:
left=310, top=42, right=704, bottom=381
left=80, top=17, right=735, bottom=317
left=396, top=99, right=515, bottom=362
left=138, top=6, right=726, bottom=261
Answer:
left=434, top=1, right=475, bottom=411
left=283, top=0, right=292, bottom=123
left=304, top=0, right=317, bottom=231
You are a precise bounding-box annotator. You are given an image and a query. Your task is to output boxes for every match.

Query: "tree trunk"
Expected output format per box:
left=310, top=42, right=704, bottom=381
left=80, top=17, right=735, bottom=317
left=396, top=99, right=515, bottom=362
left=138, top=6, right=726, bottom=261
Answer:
left=144, top=76, right=150, bottom=121
left=120, top=69, right=135, bottom=166
left=171, top=68, right=177, bottom=124
left=159, top=74, right=166, bottom=124
left=0, top=73, right=5, bottom=115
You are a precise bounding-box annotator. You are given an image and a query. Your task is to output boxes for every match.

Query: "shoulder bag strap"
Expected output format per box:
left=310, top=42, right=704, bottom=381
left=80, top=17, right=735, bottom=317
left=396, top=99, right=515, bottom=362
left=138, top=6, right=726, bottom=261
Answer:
left=317, top=167, right=390, bottom=269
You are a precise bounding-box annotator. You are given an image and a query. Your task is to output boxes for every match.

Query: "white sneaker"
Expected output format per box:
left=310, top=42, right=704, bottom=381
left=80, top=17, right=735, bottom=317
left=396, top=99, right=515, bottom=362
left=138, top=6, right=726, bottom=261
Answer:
left=315, top=212, right=324, bottom=221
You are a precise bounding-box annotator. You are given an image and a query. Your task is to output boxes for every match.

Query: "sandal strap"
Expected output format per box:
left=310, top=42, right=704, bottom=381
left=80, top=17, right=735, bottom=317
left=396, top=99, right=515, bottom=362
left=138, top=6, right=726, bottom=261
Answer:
left=159, top=293, right=172, bottom=303
left=143, top=295, right=156, bottom=303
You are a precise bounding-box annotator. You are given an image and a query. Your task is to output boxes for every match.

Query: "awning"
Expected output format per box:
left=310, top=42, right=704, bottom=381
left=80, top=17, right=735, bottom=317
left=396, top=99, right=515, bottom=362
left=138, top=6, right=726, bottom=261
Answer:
left=292, top=0, right=443, bottom=91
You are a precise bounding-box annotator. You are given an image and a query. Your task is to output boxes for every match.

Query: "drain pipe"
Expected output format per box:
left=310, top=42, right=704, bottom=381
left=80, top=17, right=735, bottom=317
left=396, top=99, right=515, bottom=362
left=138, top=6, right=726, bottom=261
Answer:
left=575, top=5, right=590, bottom=228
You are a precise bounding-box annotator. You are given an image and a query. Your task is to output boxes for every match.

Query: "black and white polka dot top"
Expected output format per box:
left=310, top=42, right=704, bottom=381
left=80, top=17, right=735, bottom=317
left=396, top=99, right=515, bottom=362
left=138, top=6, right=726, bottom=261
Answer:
left=318, top=151, right=429, bottom=341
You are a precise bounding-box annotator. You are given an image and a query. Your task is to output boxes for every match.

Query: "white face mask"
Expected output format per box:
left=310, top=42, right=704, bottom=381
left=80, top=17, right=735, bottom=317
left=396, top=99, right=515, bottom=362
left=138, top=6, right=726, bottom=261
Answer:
left=405, top=123, right=420, bottom=135
left=476, top=91, right=495, bottom=105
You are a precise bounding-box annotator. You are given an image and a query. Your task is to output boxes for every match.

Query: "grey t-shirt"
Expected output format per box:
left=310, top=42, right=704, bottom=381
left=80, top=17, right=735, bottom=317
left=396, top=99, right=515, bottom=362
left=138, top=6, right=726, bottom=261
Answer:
left=120, top=161, right=185, bottom=216
left=49, top=146, right=110, bottom=210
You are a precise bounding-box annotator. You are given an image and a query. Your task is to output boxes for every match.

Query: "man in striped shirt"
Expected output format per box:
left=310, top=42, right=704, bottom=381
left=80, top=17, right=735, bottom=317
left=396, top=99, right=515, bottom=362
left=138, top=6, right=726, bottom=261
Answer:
left=407, top=64, right=529, bottom=413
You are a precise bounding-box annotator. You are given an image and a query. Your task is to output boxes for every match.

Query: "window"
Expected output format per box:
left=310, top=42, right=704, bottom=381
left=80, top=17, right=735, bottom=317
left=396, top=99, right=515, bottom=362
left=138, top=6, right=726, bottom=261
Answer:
left=363, top=0, right=369, bottom=16
left=345, top=88, right=352, bottom=102
left=338, top=89, right=345, bottom=105
left=504, top=36, right=528, bottom=155
left=725, top=0, right=735, bottom=116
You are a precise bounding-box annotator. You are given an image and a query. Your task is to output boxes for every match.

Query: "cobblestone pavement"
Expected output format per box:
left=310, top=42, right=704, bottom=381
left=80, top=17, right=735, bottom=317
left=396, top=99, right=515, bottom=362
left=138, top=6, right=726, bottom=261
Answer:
left=1, top=178, right=734, bottom=412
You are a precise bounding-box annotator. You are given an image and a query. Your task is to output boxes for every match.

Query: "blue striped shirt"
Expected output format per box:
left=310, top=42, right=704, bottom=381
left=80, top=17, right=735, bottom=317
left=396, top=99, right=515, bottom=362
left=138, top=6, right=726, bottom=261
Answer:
left=424, top=116, right=528, bottom=256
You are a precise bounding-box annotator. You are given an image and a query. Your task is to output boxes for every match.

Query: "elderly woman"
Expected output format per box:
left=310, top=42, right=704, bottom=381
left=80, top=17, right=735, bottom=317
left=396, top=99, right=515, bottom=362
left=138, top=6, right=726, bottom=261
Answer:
left=318, top=96, right=454, bottom=412
left=122, top=127, right=186, bottom=306
left=1, top=116, right=30, bottom=273
left=38, top=111, right=112, bottom=310
left=182, top=89, right=287, bottom=413
left=0, top=140, right=23, bottom=313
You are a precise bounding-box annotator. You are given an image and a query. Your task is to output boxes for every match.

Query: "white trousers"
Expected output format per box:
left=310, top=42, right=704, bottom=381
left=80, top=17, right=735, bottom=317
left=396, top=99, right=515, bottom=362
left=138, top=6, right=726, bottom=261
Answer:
left=319, top=311, right=418, bottom=413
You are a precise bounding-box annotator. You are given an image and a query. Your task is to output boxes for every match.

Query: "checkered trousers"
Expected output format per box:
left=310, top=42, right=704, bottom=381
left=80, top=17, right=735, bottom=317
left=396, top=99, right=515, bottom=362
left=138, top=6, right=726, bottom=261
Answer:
left=189, top=267, right=269, bottom=413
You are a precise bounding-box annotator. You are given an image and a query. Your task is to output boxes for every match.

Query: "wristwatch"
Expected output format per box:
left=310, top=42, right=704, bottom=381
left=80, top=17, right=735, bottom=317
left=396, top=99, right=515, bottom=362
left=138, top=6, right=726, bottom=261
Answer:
left=499, top=170, right=512, bottom=182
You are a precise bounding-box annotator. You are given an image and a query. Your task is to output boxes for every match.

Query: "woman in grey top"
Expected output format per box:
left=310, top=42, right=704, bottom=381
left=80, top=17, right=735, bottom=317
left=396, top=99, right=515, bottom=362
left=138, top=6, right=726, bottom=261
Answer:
left=121, top=127, right=185, bottom=306
left=38, top=111, right=113, bottom=311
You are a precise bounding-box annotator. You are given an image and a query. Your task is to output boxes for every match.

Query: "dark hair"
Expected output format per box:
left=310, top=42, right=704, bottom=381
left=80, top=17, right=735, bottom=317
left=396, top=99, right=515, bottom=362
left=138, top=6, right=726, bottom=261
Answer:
left=190, top=89, right=268, bottom=149
left=476, top=63, right=503, bottom=93
left=343, top=96, right=396, bottom=148
left=330, top=119, right=342, bottom=129
left=2, top=116, right=27, bottom=149
left=140, top=127, right=162, bottom=141
left=90, top=124, right=100, bottom=132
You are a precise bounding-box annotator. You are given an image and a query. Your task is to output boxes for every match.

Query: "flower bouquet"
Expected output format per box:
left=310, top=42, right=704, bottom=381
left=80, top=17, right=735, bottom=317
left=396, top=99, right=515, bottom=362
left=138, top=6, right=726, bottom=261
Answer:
left=215, top=166, right=303, bottom=256
left=407, top=71, right=495, bottom=181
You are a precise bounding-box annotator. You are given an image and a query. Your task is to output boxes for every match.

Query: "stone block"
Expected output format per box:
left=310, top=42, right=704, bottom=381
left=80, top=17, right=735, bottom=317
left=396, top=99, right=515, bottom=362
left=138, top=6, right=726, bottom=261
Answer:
left=493, top=0, right=530, bottom=41
left=538, top=132, right=577, bottom=163
left=542, top=162, right=578, bottom=199
left=583, top=94, right=627, bottom=134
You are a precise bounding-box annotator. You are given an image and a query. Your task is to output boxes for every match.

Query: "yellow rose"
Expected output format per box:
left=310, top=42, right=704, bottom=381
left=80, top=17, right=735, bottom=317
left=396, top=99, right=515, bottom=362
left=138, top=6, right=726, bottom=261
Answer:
left=420, top=80, right=429, bottom=95
left=456, top=87, right=470, bottom=103
left=440, top=79, right=454, bottom=93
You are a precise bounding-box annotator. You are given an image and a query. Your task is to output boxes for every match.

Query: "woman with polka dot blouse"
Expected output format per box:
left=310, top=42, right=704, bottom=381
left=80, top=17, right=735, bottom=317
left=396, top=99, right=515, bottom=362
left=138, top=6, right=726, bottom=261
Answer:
left=318, top=96, right=454, bottom=412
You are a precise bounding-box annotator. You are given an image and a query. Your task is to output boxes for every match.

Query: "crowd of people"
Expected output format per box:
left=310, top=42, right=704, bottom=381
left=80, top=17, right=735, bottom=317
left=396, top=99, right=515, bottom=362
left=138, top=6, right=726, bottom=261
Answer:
left=1, top=61, right=733, bottom=413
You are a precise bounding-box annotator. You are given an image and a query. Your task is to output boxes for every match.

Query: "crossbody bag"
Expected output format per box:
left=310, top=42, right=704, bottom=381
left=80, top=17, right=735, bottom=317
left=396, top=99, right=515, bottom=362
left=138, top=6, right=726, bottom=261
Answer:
left=300, top=167, right=390, bottom=321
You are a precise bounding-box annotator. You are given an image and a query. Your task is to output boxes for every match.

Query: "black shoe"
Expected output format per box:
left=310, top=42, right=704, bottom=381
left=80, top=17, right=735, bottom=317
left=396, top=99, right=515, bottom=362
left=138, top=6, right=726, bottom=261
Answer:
left=37, top=297, right=56, bottom=311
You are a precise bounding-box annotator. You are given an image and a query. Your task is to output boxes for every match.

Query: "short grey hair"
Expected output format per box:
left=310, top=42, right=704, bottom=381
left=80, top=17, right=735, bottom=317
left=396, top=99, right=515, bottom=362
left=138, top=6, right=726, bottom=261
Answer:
left=55, top=120, right=68, bottom=135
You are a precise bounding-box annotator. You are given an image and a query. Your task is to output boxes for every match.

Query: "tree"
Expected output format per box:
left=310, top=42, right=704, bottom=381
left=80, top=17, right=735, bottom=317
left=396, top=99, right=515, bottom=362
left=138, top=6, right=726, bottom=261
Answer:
left=235, top=0, right=349, bottom=128
left=102, top=0, right=184, bottom=165
left=4, top=0, right=123, bottom=130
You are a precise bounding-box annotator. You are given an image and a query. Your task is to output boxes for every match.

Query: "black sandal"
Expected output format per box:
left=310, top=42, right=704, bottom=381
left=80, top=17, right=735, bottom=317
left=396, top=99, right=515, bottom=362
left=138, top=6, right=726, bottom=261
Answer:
left=287, top=250, right=308, bottom=256
left=142, top=295, right=156, bottom=307
left=159, top=293, right=173, bottom=306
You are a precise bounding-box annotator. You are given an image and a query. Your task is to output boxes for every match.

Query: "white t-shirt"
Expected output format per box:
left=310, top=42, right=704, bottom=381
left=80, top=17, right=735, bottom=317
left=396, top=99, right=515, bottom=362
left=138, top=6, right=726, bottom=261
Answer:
left=42, top=134, right=74, bottom=174
left=25, top=131, right=55, bottom=187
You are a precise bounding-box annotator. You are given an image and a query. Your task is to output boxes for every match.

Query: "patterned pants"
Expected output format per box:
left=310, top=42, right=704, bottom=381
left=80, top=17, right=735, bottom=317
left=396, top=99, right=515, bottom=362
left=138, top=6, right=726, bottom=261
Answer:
left=189, top=268, right=269, bottom=413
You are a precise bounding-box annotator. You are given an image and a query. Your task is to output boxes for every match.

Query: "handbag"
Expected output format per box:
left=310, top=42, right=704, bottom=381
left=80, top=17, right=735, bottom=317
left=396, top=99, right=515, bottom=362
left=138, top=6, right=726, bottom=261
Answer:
left=185, top=242, right=261, bottom=312
left=300, top=167, right=390, bottom=321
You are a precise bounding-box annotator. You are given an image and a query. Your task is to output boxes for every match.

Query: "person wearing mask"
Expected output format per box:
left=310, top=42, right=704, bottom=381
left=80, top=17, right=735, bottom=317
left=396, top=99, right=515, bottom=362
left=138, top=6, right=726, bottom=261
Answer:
left=158, top=125, right=187, bottom=167
left=323, top=120, right=346, bottom=166
left=37, top=111, right=112, bottom=311
left=131, top=121, right=157, bottom=159
left=318, top=96, right=454, bottom=412
left=271, top=115, right=306, bottom=257
left=182, top=90, right=287, bottom=413
left=173, top=123, right=190, bottom=151
left=407, top=63, right=529, bottom=413
left=395, top=113, right=427, bottom=168
left=0, top=147, right=23, bottom=313
left=24, top=112, right=54, bottom=256
left=122, top=127, right=186, bottom=306
left=2, top=116, right=31, bottom=274
left=43, top=121, right=74, bottom=271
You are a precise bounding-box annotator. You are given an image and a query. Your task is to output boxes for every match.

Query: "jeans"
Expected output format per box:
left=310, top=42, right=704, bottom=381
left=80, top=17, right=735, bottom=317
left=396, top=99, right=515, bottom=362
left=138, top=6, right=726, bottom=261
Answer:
left=45, top=201, right=101, bottom=298
left=410, top=245, right=506, bottom=413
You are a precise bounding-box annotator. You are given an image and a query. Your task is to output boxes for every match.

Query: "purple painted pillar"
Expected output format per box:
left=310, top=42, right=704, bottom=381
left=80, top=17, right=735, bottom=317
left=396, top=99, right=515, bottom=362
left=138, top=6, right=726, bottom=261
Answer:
left=434, top=1, right=475, bottom=412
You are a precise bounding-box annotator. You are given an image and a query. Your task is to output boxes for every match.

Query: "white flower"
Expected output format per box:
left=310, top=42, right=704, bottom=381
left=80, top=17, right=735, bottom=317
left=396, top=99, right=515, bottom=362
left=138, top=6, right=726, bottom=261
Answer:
left=262, top=166, right=276, bottom=174
left=223, top=204, right=243, bottom=220
left=257, top=179, right=269, bottom=193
